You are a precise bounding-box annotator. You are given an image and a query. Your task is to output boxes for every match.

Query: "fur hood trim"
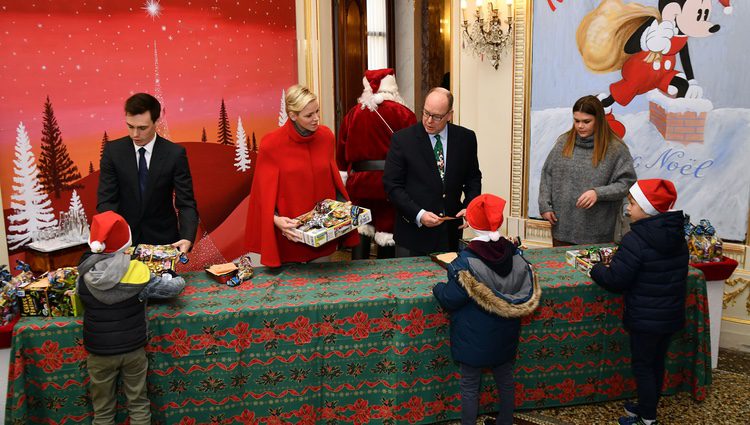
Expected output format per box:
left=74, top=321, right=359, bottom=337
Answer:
left=457, top=267, right=541, bottom=318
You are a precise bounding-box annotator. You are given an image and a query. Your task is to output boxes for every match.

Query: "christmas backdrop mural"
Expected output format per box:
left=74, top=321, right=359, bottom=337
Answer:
left=0, top=0, right=297, bottom=265
left=526, top=0, right=750, bottom=241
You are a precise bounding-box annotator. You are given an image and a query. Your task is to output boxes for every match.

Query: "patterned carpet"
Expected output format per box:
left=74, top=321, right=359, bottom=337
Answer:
left=474, top=348, right=750, bottom=425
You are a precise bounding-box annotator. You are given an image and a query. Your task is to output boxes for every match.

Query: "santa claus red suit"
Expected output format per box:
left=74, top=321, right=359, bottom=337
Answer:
left=336, top=69, right=417, bottom=258
left=246, top=120, right=358, bottom=267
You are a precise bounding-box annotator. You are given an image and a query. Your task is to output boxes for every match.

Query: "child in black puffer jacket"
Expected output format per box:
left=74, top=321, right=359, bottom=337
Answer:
left=433, top=194, right=540, bottom=425
left=590, top=179, right=688, bottom=425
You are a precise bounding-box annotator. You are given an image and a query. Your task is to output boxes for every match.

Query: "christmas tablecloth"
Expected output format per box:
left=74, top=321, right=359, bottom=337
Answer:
left=4, top=247, right=711, bottom=424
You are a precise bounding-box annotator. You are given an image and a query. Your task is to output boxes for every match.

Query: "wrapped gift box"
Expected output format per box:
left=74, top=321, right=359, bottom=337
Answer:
left=566, top=247, right=617, bottom=276
left=132, top=244, right=181, bottom=273
left=291, top=199, right=372, bottom=248
left=17, top=272, right=83, bottom=317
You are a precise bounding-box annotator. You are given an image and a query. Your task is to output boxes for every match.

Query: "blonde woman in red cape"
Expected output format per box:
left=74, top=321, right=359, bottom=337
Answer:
left=245, top=85, right=359, bottom=267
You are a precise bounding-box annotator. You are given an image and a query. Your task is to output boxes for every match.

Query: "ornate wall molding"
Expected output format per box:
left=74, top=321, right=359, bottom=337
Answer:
left=509, top=0, right=529, bottom=219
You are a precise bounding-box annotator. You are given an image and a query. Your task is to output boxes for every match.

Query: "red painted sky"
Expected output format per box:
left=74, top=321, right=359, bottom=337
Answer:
left=0, top=0, right=297, bottom=206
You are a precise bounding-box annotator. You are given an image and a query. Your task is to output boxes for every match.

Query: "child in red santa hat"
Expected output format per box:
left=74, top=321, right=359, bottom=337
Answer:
left=590, top=179, right=689, bottom=425
left=75, top=211, right=186, bottom=424
left=432, top=194, right=540, bottom=425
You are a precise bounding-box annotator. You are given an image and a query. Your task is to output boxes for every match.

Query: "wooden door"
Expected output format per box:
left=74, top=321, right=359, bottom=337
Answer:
left=333, top=0, right=367, bottom=132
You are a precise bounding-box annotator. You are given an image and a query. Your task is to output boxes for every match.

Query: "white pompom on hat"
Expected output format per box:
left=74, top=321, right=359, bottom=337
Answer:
left=466, top=194, right=507, bottom=242
left=88, top=211, right=132, bottom=254
left=629, top=179, right=678, bottom=216
left=718, top=0, right=732, bottom=14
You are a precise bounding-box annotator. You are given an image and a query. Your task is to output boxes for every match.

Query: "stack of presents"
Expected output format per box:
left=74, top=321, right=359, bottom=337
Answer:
left=0, top=243, right=187, bottom=348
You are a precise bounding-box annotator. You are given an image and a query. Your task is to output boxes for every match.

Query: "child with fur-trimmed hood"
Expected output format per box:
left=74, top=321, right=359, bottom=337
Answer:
left=432, top=194, right=540, bottom=425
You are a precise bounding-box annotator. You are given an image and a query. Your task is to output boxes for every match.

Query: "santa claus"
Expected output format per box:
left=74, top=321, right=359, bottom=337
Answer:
left=337, top=68, right=417, bottom=259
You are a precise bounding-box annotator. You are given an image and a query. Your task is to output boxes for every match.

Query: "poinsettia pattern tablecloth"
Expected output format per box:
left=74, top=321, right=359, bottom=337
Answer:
left=4, top=248, right=710, bottom=424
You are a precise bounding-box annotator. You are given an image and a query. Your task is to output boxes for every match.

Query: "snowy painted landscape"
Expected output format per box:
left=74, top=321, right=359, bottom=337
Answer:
left=527, top=105, right=750, bottom=241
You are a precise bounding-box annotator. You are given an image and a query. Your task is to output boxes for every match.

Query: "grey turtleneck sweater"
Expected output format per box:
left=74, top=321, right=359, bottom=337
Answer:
left=538, top=133, right=636, bottom=244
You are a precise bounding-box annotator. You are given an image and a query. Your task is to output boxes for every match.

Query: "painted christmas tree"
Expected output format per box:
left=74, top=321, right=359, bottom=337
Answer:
left=88, top=161, right=95, bottom=175
left=38, top=96, right=82, bottom=198
left=217, top=98, right=233, bottom=145
left=234, top=117, right=251, bottom=172
left=68, top=189, right=84, bottom=214
left=278, top=89, right=288, bottom=126
left=100, top=131, right=109, bottom=159
left=201, top=127, right=208, bottom=143
left=251, top=132, right=258, bottom=151
left=7, top=122, right=58, bottom=250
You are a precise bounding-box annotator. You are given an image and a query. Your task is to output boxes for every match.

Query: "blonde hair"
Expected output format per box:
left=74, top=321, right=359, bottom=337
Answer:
left=562, top=95, right=623, bottom=167
left=285, top=84, right=317, bottom=115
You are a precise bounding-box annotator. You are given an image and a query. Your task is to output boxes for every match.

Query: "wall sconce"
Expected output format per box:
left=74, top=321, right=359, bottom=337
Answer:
left=461, top=0, right=514, bottom=70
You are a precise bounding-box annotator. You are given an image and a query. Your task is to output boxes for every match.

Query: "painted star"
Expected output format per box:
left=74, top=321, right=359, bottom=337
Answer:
left=142, top=0, right=162, bottom=19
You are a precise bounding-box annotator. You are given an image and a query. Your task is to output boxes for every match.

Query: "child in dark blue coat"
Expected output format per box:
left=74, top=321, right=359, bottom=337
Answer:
left=433, top=194, right=540, bottom=425
left=590, top=179, right=688, bottom=425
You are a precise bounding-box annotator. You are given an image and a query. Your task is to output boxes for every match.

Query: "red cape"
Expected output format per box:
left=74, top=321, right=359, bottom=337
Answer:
left=246, top=121, right=358, bottom=267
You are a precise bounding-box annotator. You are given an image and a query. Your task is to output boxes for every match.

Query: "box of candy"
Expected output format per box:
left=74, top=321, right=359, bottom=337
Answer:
left=291, top=199, right=372, bottom=248
left=16, top=267, right=84, bottom=317
left=47, top=267, right=83, bottom=317
left=684, top=217, right=723, bottom=263
left=206, top=255, right=254, bottom=287
left=131, top=244, right=187, bottom=273
left=566, top=247, right=617, bottom=276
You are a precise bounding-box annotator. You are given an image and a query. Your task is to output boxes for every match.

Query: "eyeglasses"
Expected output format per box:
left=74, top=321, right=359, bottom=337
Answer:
left=422, top=109, right=450, bottom=122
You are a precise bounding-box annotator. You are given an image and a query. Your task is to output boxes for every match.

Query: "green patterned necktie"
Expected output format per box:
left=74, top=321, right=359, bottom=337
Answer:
left=433, top=134, right=445, bottom=181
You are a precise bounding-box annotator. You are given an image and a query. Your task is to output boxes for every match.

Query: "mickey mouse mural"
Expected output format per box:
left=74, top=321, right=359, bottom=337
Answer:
left=578, top=0, right=733, bottom=137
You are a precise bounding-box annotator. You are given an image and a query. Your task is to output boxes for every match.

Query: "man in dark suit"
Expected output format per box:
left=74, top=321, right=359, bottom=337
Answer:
left=97, top=93, right=198, bottom=253
left=383, top=87, right=482, bottom=256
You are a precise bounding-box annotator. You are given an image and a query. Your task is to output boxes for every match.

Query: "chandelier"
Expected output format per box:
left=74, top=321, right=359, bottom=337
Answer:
left=461, top=0, right=514, bottom=70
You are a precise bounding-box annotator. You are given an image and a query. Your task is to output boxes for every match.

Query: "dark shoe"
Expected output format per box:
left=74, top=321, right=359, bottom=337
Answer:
left=623, top=401, right=639, bottom=417
left=617, top=416, right=659, bottom=425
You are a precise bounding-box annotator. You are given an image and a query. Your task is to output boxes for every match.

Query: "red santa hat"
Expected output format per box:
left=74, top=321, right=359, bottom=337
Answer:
left=359, top=68, right=401, bottom=109
left=88, top=211, right=132, bottom=254
left=466, top=194, right=507, bottom=241
left=629, top=179, right=678, bottom=216
left=718, top=0, right=732, bottom=14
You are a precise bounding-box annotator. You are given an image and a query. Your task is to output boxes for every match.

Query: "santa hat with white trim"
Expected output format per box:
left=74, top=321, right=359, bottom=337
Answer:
left=466, top=194, right=507, bottom=241
left=718, top=0, right=732, bottom=15
left=358, top=68, right=405, bottom=110
left=629, top=179, right=678, bottom=216
left=88, top=211, right=132, bottom=254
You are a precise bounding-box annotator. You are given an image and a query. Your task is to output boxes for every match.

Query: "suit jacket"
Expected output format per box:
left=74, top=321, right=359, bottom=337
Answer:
left=383, top=122, right=482, bottom=254
left=97, top=136, right=199, bottom=246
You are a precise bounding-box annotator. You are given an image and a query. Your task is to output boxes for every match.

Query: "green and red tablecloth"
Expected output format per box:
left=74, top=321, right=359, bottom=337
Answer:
left=4, top=247, right=711, bottom=424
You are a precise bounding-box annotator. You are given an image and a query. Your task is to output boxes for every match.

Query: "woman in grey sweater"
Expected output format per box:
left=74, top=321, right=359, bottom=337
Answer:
left=539, top=95, right=636, bottom=246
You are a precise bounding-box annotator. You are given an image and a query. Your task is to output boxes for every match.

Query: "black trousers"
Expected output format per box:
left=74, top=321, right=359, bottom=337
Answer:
left=629, top=331, right=674, bottom=420
left=351, top=234, right=395, bottom=260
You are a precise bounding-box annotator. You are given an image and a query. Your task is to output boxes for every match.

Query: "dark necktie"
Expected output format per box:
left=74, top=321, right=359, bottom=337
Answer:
left=433, top=134, right=445, bottom=180
left=138, top=147, right=148, bottom=195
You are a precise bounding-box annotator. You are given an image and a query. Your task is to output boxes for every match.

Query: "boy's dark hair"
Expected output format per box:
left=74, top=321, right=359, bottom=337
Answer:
left=125, top=93, right=161, bottom=123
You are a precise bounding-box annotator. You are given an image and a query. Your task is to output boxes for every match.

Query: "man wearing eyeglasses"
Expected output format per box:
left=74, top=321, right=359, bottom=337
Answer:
left=383, top=87, right=482, bottom=256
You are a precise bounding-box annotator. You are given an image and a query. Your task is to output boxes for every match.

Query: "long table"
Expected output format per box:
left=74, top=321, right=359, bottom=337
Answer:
left=4, top=247, right=711, bottom=424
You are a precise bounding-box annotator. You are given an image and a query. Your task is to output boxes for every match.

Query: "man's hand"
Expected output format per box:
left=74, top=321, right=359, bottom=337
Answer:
left=576, top=190, right=598, bottom=209
left=274, top=215, right=302, bottom=242
left=541, top=211, right=558, bottom=225
left=420, top=211, right=443, bottom=228
left=455, top=208, right=468, bottom=229
left=172, top=239, right=192, bottom=253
